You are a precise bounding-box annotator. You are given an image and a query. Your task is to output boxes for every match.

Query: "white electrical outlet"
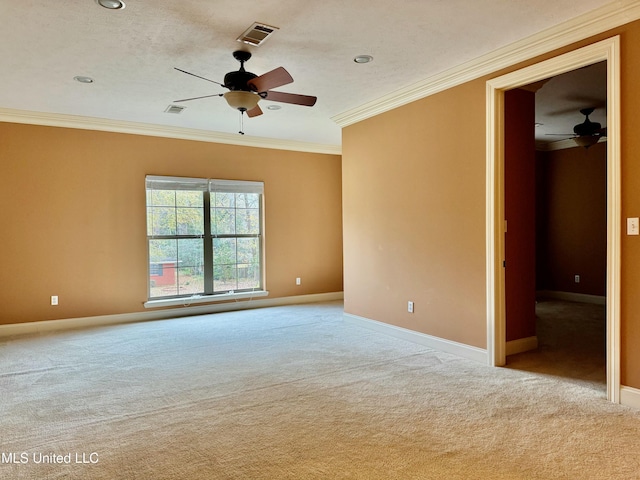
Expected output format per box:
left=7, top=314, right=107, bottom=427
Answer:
left=296, top=277, right=301, bottom=285
left=575, top=275, right=580, bottom=283
left=408, top=301, right=414, bottom=313
left=51, top=295, right=59, bottom=306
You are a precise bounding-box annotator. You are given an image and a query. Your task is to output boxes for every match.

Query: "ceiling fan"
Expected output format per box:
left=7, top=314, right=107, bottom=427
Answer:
left=546, top=107, right=607, bottom=148
left=174, top=50, right=317, bottom=134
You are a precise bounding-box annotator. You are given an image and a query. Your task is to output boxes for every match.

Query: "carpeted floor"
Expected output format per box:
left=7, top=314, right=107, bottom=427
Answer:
left=506, top=298, right=607, bottom=393
left=1, top=301, right=639, bottom=479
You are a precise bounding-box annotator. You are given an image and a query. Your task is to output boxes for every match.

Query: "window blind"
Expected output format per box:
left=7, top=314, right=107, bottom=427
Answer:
left=146, top=176, right=263, bottom=194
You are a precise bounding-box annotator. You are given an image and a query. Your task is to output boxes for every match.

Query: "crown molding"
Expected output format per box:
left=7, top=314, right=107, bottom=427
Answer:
left=332, top=0, right=640, bottom=127
left=0, top=108, right=341, bottom=156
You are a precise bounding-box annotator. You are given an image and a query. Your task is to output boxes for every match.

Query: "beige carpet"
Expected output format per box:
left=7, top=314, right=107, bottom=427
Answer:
left=1, top=301, right=639, bottom=479
left=507, top=298, right=607, bottom=392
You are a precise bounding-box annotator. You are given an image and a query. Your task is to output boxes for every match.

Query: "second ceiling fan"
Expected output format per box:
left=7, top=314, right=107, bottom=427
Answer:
left=547, top=107, right=607, bottom=148
left=174, top=50, right=317, bottom=133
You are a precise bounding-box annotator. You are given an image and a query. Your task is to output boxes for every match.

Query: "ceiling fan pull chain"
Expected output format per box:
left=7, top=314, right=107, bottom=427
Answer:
left=239, top=110, right=245, bottom=135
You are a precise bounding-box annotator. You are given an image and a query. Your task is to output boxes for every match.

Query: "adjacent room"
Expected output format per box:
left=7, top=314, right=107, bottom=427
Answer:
left=504, top=63, right=608, bottom=390
left=2, top=1, right=640, bottom=478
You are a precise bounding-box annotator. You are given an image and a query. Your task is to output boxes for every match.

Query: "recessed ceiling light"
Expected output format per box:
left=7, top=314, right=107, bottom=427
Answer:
left=353, top=55, right=373, bottom=64
left=96, top=0, right=126, bottom=10
left=73, top=76, right=94, bottom=84
left=266, top=105, right=281, bottom=111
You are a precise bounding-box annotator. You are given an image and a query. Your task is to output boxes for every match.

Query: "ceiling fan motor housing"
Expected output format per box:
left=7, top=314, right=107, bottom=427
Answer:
left=573, top=107, right=601, bottom=136
left=224, top=70, right=258, bottom=91
left=224, top=50, right=258, bottom=91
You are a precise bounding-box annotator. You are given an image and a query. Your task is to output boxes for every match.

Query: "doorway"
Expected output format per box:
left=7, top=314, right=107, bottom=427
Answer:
left=505, top=63, right=607, bottom=391
left=485, top=37, right=621, bottom=402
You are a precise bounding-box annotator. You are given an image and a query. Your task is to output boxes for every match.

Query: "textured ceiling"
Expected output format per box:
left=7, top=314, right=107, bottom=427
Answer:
left=0, top=0, right=615, bottom=150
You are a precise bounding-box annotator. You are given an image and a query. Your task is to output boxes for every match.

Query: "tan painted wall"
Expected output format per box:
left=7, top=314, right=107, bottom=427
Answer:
left=343, top=20, right=640, bottom=387
left=342, top=80, right=488, bottom=348
left=536, top=143, right=607, bottom=296
left=0, top=123, right=343, bottom=324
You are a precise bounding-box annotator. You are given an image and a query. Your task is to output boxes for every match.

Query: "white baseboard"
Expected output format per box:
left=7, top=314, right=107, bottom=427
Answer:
left=506, top=336, right=538, bottom=356
left=620, top=386, right=640, bottom=410
left=537, top=290, right=606, bottom=305
left=344, top=313, right=487, bottom=364
left=0, top=292, right=344, bottom=338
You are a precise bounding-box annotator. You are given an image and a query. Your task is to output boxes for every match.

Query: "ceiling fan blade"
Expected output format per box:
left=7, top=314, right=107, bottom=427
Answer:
left=262, top=90, right=317, bottom=106
left=247, top=67, right=293, bottom=93
left=173, top=93, right=223, bottom=103
left=174, top=67, right=225, bottom=87
left=246, top=104, right=263, bottom=118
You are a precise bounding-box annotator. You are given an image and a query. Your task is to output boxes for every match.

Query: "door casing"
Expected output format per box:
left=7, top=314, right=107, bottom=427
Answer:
left=485, top=36, right=621, bottom=402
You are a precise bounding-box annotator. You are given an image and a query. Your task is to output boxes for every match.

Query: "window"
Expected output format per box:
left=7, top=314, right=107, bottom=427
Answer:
left=145, top=175, right=264, bottom=301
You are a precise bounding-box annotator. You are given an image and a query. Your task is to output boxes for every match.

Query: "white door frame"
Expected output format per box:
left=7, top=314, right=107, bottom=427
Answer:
left=486, top=36, right=621, bottom=402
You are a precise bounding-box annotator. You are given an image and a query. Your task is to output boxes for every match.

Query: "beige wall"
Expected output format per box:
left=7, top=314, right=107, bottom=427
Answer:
left=0, top=123, right=343, bottom=324
left=536, top=142, right=607, bottom=296
left=342, top=80, right=488, bottom=348
left=343, top=20, right=640, bottom=388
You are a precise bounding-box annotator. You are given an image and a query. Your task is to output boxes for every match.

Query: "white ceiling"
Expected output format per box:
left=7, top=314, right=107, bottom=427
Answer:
left=0, top=0, right=615, bottom=151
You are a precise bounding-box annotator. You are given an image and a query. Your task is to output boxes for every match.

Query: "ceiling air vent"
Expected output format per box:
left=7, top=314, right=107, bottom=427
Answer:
left=165, top=105, right=185, bottom=114
left=236, top=22, right=278, bottom=46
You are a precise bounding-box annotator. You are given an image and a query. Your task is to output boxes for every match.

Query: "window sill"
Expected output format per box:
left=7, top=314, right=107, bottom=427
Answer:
left=143, top=290, right=269, bottom=309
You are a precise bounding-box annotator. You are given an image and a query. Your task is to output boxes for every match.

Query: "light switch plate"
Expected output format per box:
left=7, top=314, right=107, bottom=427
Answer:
left=627, top=217, right=639, bottom=235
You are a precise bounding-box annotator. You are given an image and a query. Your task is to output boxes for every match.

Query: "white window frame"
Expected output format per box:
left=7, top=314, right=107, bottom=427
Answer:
left=144, top=175, right=268, bottom=308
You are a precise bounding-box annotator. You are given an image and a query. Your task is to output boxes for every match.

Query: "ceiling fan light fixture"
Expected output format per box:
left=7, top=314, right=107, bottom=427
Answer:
left=223, top=91, right=260, bottom=111
left=573, top=135, right=600, bottom=148
left=96, top=0, right=126, bottom=9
